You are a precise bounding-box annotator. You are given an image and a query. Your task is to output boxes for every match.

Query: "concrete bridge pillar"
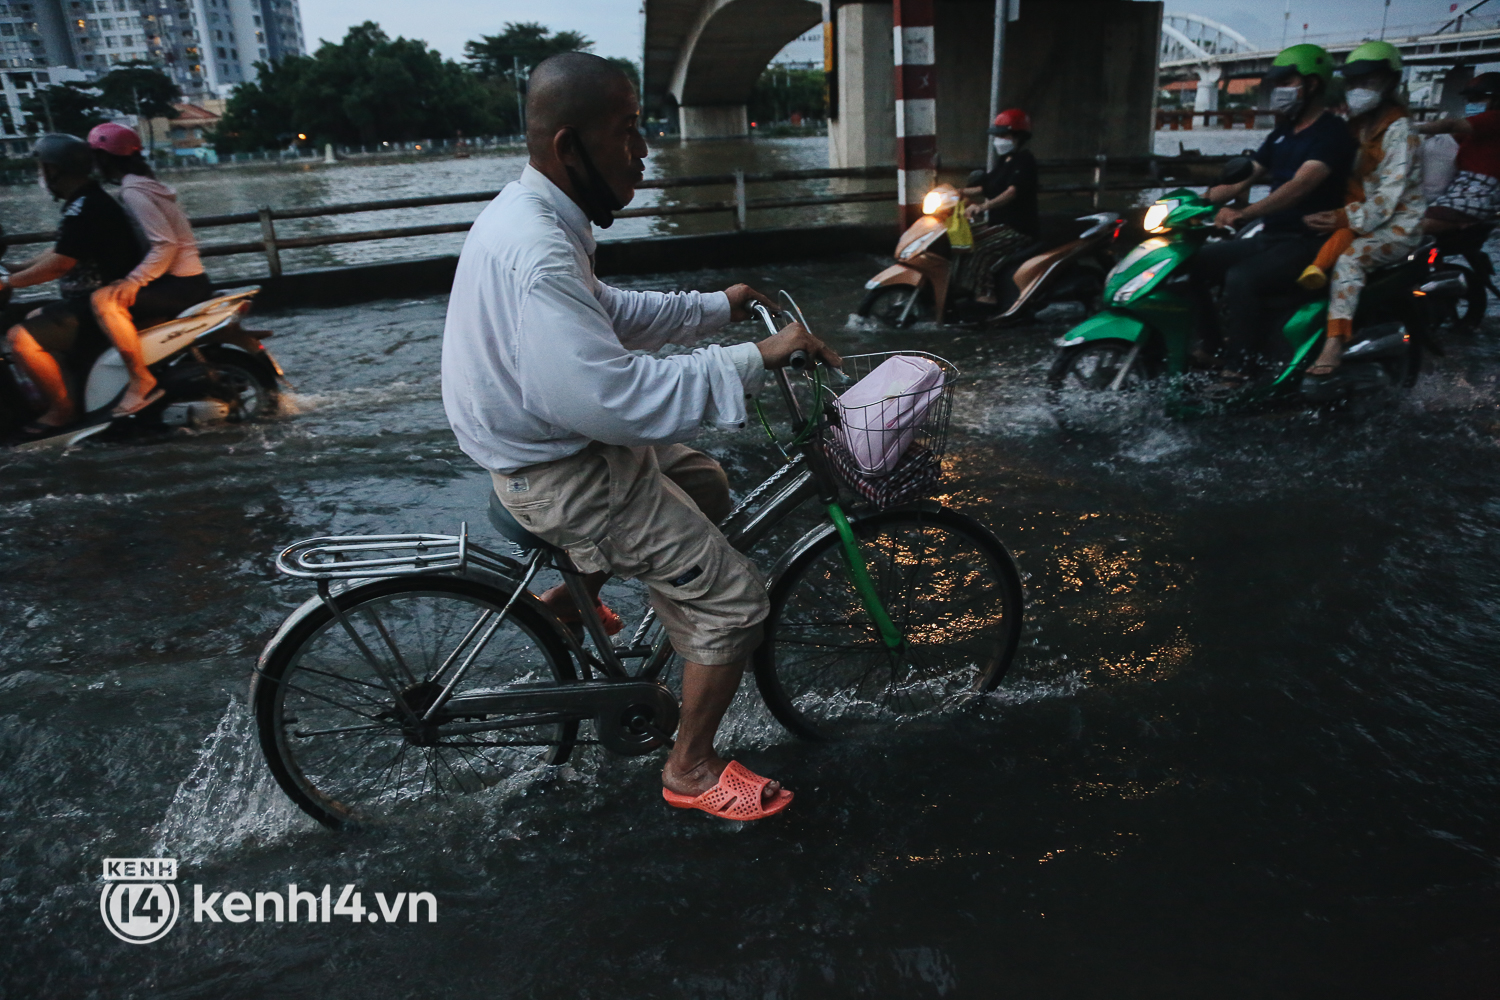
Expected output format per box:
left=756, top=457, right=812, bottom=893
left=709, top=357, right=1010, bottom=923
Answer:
left=828, top=2, right=896, bottom=170
left=680, top=104, right=750, bottom=139
left=1193, top=64, right=1222, bottom=112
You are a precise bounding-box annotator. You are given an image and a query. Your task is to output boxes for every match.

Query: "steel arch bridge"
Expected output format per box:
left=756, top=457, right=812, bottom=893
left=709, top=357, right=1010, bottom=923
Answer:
left=1160, top=12, right=1256, bottom=112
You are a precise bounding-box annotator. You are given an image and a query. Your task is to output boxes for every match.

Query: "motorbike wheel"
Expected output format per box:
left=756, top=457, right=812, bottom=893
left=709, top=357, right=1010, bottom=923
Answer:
left=857, top=286, right=929, bottom=328
left=1460, top=268, right=1488, bottom=329
left=201, top=350, right=278, bottom=421
left=1045, top=338, right=1155, bottom=430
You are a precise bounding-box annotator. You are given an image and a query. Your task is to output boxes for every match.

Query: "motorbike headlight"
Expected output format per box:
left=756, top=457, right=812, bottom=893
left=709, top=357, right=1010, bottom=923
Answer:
left=1112, top=267, right=1160, bottom=304
left=922, top=190, right=945, bottom=215
left=1142, top=200, right=1178, bottom=234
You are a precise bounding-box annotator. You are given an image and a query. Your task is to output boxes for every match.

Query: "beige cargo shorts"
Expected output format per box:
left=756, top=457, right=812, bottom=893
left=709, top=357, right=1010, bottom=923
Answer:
left=492, top=443, right=768, bottom=665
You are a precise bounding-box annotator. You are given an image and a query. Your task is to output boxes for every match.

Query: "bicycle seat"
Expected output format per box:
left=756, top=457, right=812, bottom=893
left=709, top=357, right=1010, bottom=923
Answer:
left=487, top=491, right=563, bottom=555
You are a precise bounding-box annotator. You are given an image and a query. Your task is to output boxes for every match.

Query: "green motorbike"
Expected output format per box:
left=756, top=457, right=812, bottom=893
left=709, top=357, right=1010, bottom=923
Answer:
left=1047, top=161, right=1463, bottom=417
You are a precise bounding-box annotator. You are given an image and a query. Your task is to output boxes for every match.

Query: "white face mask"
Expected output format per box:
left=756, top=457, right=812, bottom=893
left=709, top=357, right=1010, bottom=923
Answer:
left=1345, top=87, right=1383, bottom=117
left=992, top=136, right=1016, bottom=156
left=1467, top=101, right=1490, bottom=116
left=1269, top=86, right=1303, bottom=115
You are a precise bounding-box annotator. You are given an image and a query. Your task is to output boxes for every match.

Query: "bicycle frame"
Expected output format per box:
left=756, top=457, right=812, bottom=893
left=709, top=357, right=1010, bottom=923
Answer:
left=265, top=298, right=911, bottom=748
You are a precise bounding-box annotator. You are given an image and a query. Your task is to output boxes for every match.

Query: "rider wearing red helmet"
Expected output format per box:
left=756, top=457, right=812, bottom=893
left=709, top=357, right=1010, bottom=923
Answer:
left=957, top=108, right=1040, bottom=315
left=86, top=122, right=213, bottom=416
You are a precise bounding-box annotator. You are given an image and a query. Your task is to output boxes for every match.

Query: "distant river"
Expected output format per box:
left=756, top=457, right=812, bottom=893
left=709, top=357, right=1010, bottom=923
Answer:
left=0, top=135, right=890, bottom=282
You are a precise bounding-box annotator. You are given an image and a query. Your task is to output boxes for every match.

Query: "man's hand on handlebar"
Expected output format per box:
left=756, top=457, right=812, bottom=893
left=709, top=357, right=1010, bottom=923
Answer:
left=756, top=321, right=842, bottom=371
left=1213, top=206, right=1248, bottom=231
left=725, top=283, right=779, bottom=322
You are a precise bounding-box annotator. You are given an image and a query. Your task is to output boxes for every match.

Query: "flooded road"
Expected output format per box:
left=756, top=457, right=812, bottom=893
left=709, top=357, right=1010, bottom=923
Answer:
left=5, top=253, right=1500, bottom=997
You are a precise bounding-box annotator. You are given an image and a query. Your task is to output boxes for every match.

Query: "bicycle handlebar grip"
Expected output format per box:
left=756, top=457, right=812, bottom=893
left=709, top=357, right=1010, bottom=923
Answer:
left=787, top=349, right=809, bottom=371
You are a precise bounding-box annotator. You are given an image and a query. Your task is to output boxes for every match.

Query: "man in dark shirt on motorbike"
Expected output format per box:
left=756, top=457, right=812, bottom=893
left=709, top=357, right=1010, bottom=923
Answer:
left=2, top=133, right=144, bottom=440
left=1189, top=44, right=1357, bottom=382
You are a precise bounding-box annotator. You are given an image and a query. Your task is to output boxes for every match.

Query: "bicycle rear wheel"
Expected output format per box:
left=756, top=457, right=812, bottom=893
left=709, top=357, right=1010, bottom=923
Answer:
left=753, top=507, right=1023, bottom=741
left=252, top=576, right=576, bottom=828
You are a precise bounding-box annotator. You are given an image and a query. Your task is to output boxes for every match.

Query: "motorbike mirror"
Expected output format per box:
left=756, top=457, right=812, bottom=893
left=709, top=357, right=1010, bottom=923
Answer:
left=1218, top=155, right=1255, bottom=186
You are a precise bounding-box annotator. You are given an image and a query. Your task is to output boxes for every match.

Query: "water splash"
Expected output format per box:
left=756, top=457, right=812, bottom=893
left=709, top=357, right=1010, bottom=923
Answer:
left=150, top=697, right=318, bottom=863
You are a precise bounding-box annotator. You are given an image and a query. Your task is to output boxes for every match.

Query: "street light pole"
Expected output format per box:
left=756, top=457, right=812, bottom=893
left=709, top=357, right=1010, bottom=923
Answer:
left=1380, top=0, right=1390, bottom=41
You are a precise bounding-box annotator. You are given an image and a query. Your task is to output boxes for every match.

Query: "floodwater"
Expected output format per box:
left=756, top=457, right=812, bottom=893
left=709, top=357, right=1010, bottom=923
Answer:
left=0, top=135, right=888, bottom=284
left=4, top=245, right=1500, bottom=996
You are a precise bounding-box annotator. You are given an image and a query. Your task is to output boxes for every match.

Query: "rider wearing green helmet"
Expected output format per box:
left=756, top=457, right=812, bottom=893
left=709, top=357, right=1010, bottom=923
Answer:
left=1189, top=43, right=1357, bottom=380
left=1298, top=38, right=1423, bottom=377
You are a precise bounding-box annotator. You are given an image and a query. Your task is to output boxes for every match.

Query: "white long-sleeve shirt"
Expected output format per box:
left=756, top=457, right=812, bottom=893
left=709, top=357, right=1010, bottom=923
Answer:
left=118, top=174, right=204, bottom=287
left=442, top=166, right=764, bottom=474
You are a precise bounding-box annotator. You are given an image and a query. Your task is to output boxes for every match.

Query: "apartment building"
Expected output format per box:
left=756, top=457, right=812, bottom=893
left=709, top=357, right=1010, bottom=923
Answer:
left=0, top=0, right=304, bottom=151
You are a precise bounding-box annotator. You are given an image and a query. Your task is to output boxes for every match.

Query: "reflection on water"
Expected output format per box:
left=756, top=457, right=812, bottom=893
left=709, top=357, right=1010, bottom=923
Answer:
left=4, top=254, right=1500, bottom=995
left=0, top=137, right=889, bottom=284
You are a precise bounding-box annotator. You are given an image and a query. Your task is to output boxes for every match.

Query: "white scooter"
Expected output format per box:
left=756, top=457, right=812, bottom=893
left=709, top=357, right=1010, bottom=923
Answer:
left=1, top=280, right=283, bottom=449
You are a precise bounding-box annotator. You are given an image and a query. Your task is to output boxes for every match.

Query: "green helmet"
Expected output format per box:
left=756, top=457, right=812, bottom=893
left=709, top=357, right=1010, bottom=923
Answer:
left=1267, top=43, right=1335, bottom=86
left=1340, top=40, right=1402, bottom=79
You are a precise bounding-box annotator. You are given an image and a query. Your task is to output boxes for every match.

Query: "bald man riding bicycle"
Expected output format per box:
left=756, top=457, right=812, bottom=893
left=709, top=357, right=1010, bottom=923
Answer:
left=441, top=52, right=838, bottom=820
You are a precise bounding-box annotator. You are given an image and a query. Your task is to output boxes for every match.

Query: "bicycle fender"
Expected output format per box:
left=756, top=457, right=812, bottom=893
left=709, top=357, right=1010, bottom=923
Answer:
left=761, top=500, right=947, bottom=588
left=248, top=570, right=561, bottom=703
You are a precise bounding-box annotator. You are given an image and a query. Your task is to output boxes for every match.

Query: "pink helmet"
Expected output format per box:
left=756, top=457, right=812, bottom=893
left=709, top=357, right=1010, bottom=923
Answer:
left=87, top=122, right=143, bottom=156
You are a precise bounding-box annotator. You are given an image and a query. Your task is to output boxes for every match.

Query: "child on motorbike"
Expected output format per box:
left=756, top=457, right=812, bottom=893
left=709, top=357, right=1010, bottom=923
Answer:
left=958, top=109, right=1038, bottom=317
left=86, top=123, right=213, bottom=416
left=1298, top=42, right=1424, bottom=377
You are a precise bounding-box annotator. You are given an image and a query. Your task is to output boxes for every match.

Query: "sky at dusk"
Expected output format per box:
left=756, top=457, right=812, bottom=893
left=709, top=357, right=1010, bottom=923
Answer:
left=296, top=0, right=1495, bottom=68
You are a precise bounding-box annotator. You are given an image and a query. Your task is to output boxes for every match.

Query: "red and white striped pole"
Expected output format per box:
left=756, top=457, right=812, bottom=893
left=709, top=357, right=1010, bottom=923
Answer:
left=894, top=0, right=936, bottom=228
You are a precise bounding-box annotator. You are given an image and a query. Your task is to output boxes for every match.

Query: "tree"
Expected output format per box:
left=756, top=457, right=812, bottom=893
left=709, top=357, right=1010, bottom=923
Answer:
left=464, top=22, right=592, bottom=78
left=20, top=83, right=107, bottom=136
left=748, top=66, right=826, bottom=123
left=215, top=22, right=497, bottom=151
left=97, top=63, right=182, bottom=122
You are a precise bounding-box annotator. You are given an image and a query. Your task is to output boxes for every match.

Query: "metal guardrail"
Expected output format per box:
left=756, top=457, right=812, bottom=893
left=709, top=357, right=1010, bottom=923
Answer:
left=0, top=158, right=1238, bottom=272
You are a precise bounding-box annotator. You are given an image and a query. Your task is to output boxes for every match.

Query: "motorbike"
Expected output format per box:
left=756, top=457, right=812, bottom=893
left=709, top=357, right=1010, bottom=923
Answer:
left=1047, top=157, right=1462, bottom=417
left=1430, top=222, right=1498, bottom=331
left=858, top=179, right=1121, bottom=328
left=1, top=279, right=284, bottom=449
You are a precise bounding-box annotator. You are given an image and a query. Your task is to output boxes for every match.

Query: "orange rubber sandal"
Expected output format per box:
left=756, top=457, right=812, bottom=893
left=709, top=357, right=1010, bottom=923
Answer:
left=551, top=601, right=624, bottom=637
left=662, top=760, right=794, bottom=821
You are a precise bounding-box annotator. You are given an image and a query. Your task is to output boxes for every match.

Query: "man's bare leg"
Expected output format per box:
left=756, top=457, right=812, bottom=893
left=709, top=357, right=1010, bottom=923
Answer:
left=538, top=571, right=609, bottom=617
left=663, top=660, right=781, bottom=805
left=6, top=326, right=76, bottom=426
left=91, top=288, right=157, bottom=412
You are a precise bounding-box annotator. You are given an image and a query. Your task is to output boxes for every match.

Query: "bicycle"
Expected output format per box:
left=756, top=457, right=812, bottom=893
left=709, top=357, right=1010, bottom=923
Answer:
left=250, top=294, right=1025, bottom=828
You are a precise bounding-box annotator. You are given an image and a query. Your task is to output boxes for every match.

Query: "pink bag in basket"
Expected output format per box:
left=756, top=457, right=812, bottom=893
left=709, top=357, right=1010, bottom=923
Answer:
left=833, top=355, right=946, bottom=476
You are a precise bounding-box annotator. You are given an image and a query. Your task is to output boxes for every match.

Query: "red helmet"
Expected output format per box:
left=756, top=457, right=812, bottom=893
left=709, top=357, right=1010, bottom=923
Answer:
left=87, top=122, right=142, bottom=156
left=988, top=108, right=1032, bottom=136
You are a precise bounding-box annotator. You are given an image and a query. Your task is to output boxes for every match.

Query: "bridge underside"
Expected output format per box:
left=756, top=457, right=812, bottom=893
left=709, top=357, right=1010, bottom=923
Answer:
left=644, top=0, right=823, bottom=138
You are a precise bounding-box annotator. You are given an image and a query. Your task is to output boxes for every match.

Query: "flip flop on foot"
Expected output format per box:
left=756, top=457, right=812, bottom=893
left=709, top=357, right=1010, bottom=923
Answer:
left=111, top=387, right=164, bottom=418
left=1304, top=360, right=1342, bottom=377
left=549, top=600, right=623, bottom=636
left=8, top=420, right=65, bottom=444
left=662, top=760, right=793, bottom=821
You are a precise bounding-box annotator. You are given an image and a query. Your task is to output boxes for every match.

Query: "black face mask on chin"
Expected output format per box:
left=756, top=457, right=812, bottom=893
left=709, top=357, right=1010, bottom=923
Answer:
left=563, top=129, right=624, bottom=229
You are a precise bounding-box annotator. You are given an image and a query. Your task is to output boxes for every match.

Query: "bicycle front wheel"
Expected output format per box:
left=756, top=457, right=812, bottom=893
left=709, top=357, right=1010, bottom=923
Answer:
left=754, top=507, right=1024, bottom=741
left=253, top=576, right=576, bottom=828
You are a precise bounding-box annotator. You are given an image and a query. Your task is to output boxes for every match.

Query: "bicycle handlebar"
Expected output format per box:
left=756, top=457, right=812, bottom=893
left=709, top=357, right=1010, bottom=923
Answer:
left=787, top=350, right=809, bottom=371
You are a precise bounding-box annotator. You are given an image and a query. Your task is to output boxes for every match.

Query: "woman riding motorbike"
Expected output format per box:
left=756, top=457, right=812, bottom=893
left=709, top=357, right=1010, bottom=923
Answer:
left=1299, top=41, right=1425, bottom=377
left=1416, top=72, right=1500, bottom=234
left=86, top=122, right=213, bottom=416
left=956, top=108, right=1039, bottom=318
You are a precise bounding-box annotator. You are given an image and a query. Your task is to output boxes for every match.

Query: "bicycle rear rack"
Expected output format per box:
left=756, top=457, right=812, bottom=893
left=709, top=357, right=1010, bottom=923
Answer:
left=276, top=524, right=470, bottom=579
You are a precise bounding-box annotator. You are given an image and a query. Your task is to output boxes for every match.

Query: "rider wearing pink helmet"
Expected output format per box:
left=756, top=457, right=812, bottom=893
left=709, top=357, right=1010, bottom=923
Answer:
left=85, top=122, right=212, bottom=416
